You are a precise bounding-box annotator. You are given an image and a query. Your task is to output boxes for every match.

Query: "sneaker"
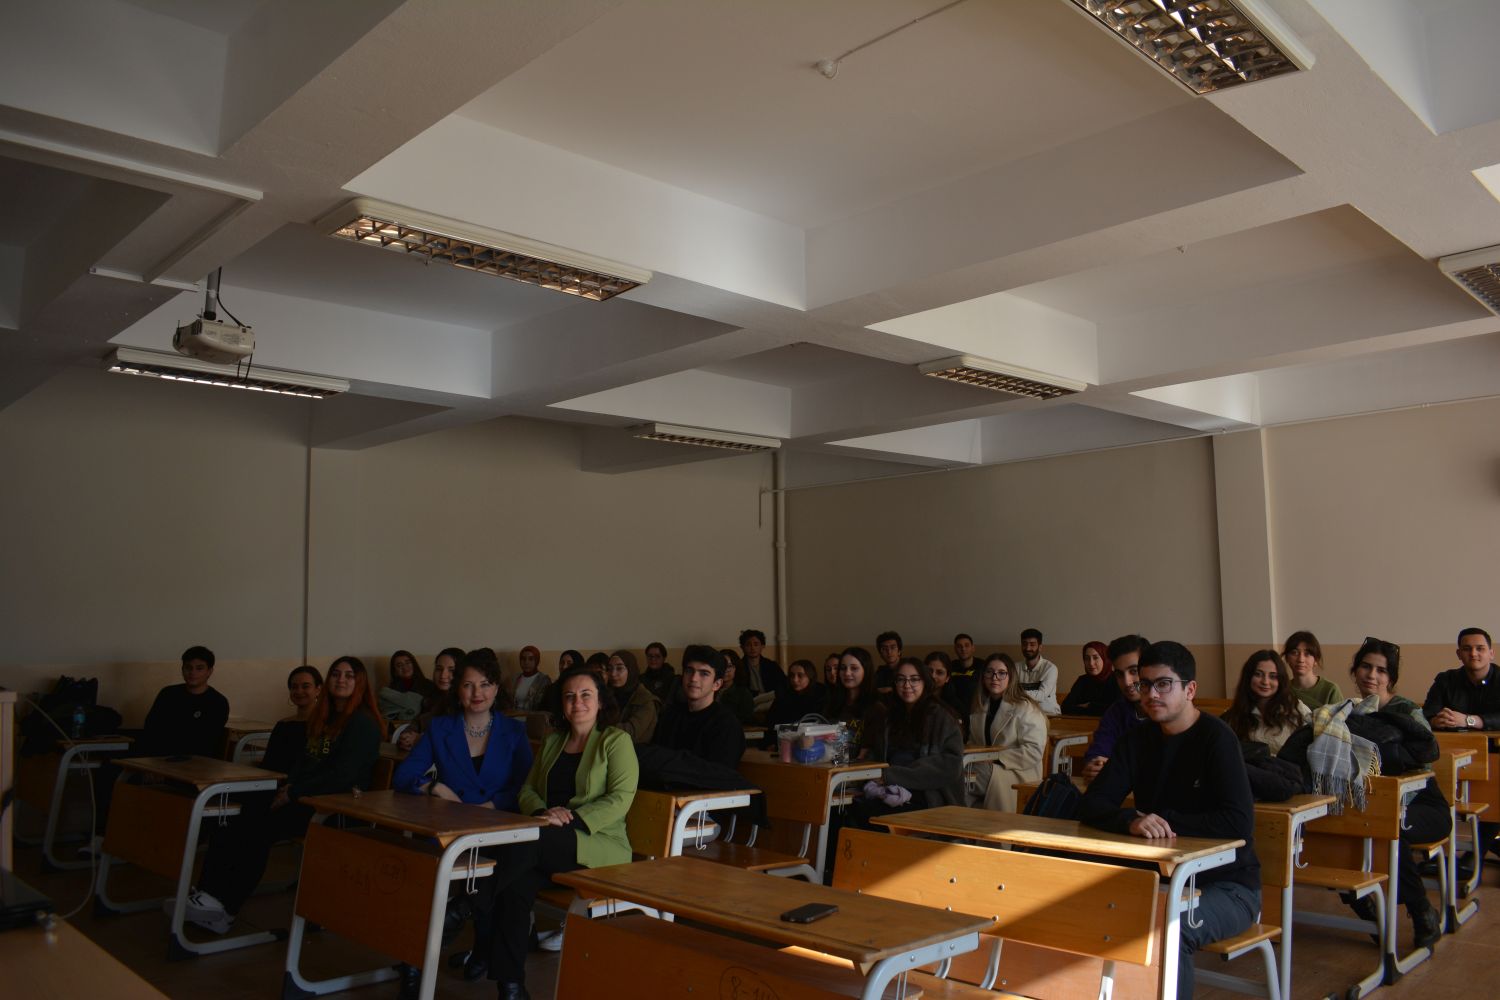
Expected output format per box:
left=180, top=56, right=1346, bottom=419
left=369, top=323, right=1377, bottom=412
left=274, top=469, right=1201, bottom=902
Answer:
left=183, top=890, right=234, bottom=935
left=538, top=928, right=565, bottom=953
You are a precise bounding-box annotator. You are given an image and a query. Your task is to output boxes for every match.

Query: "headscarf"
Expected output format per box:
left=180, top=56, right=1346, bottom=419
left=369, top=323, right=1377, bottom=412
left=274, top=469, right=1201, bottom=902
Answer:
left=1082, top=641, right=1112, bottom=677
left=1306, top=696, right=1381, bottom=814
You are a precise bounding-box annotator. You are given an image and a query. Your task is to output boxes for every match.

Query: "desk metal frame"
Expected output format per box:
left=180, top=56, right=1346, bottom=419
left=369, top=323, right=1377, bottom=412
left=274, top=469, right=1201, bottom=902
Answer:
left=283, top=816, right=539, bottom=1000
left=38, top=738, right=130, bottom=870
left=95, top=772, right=281, bottom=958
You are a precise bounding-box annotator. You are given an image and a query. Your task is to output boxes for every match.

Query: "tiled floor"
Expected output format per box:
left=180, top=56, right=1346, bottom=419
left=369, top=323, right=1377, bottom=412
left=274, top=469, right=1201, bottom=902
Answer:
left=9, top=829, right=1493, bottom=999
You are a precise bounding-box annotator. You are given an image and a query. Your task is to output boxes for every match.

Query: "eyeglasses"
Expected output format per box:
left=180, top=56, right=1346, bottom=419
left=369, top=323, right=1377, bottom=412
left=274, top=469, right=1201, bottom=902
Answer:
left=1135, top=677, right=1182, bottom=695
left=1364, top=636, right=1401, bottom=654
left=983, top=670, right=1009, bottom=680
left=893, top=675, right=923, bottom=687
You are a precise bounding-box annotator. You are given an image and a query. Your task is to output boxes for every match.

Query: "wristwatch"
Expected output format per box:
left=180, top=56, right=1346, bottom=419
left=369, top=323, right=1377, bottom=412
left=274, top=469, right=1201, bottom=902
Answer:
left=1467, top=715, right=1479, bottom=729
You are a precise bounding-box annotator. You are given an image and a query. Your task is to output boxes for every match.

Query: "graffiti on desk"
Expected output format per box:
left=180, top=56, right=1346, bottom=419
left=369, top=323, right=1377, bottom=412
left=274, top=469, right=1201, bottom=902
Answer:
left=719, top=967, right=782, bottom=1000
left=336, top=852, right=409, bottom=896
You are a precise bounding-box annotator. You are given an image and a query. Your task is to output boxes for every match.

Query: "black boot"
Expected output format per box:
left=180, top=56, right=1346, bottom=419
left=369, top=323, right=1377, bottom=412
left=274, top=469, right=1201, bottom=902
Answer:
left=498, top=984, right=530, bottom=1000
left=447, top=949, right=470, bottom=970
left=1411, top=902, right=1441, bottom=949
left=463, top=950, right=489, bottom=981
left=442, top=895, right=472, bottom=945
left=1341, top=891, right=1381, bottom=945
left=395, top=963, right=421, bottom=1000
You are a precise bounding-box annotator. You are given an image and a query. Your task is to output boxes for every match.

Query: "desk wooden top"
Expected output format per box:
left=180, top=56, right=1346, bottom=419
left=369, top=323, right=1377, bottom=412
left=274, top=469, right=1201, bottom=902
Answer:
left=1254, top=793, right=1335, bottom=820
left=874, top=805, right=1243, bottom=871
left=378, top=742, right=410, bottom=761
left=555, top=856, right=989, bottom=965
left=737, top=750, right=882, bottom=776
left=301, top=789, right=546, bottom=844
left=225, top=717, right=278, bottom=734
left=1048, top=716, right=1100, bottom=735
left=116, top=755, right=284, bottom=788
left=57, top=735, right=132, bottom=748
left=0, top=919, right=169, bottom=998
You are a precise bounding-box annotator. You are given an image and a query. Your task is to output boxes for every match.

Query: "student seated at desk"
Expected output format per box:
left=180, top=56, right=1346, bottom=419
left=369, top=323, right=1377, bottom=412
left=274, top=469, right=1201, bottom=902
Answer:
left=510, top=645, right=550, bottom=713
left=379, top=648, right=439, bottom=721
left=1060, top=641, right=1119, bottom=716
left=1280, top=637, right=1448, bottom=948
left=763, top=659, right=826, bottom=746
left=393, top=650, right=533, bottom=993
left=825, top=646, right=885, bottom=754
left=966, top=653, right=1046, bottom=812
left=1423, top=626, right=1500, bottom=858
left=639, top=641, right=677, bottom=705
left=652, top=645, right=744, bottom=769
left=484, top=666, right=638, bottom=999
left=605, top=648, right=661, bottom=743
left=924, top=652, right=969, bottom=724
left=260, top=665, right=323, bottom=774
left=824, top=657, right=964, bottom=882
left=1080, top=641, right=1260, bottom=1000
left=716, top=649, right=758, bottom=726
left=185, top=656, right=385, bottom=935
left=93, top=644, right=231, bottom=836
left=1284, top=630, right=1343, bottom=710
left=1078, top=634, right=1150, bottom=780
left=1222, top=650, right=1310, bottom=756
left=395, top=646, right=461, bottom=752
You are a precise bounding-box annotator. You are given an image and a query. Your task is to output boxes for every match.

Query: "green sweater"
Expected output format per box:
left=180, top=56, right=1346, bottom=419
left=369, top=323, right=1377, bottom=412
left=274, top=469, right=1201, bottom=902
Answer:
left=1293, top=676, right=1343, bottom=710
left=520, top=726, right=638, bottom=868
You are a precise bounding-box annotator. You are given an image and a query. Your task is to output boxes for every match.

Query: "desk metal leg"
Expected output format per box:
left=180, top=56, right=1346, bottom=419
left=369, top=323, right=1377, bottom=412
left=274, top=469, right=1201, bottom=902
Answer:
left=1387, top=837, right=1432, bottom=981
left=814, top=768, right=880, bottom=883
left=1158, top=848, right=1237, bottom=1000
left=43, top=741, right=129, bottom=870
left=167, top=779, right=280, bottom=959
left=860, top=931, right=978, bottom=1000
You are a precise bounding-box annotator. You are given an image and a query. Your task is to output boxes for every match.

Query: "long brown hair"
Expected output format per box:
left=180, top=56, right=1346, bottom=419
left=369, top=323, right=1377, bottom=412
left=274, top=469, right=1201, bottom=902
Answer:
left=1224, top=650, right=1301, bottom=739
left=970, top=652, right=1038, bottom=714
left=309, top=656, right=387, bottom=742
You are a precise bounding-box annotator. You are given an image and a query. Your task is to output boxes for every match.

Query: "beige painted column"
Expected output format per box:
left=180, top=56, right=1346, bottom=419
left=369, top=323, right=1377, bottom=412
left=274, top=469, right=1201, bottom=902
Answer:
left=1212, top=429, right=1278, bottom=692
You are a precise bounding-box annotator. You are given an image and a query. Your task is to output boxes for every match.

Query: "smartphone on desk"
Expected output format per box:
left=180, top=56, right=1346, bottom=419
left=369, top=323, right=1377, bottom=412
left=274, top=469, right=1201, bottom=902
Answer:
left=779, top=902, right=838, bottom=924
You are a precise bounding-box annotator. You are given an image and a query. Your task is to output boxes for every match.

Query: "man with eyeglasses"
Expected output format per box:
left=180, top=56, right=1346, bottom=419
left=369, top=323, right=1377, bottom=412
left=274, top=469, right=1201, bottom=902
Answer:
left=1080, top=641, right=1259, bottom=999
left=1079, top=634, right=1150, bottom=780
left=1423, top=627, right=1500, bottom=861
left=1016, top=628, right=1059, bottom=715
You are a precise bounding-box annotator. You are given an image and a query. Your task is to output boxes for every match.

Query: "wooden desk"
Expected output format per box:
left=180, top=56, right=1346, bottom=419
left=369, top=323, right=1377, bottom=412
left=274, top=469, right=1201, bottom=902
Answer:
left=737, top=752, right=882, bottom=882
left=0, top=916, right=170, bottom=998
left=27, top=734, right=134, bottom=872
left=223, top=717, right=278, bottom=762
left=874, top=805, right=1243, bottom=1000
left=1435, top=730, right=1490, bottom=900
left=1301, top=770, right=1434, bottom=987
left=1243, top=794, right=1333, bottom=1000
left=96, top=755, right=282, bottom=958
left=556, top=856, right=988, bottom=1000
left=285, top=790, right=545, bottom=1000
left=1045, top=716, right=1097, bottom=774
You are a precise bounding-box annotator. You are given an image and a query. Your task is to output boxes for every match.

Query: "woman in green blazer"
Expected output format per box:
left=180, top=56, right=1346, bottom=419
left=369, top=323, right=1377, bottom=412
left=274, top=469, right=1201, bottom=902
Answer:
left=483, top=665, right=638, bottom=1000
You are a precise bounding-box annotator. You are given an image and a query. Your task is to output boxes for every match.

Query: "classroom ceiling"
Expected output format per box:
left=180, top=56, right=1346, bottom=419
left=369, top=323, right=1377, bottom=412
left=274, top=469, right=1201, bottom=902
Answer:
left=2, top=0, right=1499, bottom=485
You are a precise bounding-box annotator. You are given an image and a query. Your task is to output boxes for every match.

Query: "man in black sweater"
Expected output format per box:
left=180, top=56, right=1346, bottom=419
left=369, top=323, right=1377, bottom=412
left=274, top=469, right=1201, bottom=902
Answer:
left=1424, top=626, right=1500, bottom=856
left=652, top=644, right=744, bottom=769
left=1080, top=641, right=1259, bottom=999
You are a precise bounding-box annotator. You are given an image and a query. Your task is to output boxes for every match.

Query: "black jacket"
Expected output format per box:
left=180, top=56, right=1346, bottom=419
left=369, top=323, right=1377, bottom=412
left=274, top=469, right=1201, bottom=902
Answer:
left=1422, top=666, right=1500, bottom=730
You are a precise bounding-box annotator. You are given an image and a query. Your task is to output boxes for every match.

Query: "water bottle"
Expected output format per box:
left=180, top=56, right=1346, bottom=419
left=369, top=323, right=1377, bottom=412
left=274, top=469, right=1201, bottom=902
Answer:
left=70, top=704, right=87, bottom=739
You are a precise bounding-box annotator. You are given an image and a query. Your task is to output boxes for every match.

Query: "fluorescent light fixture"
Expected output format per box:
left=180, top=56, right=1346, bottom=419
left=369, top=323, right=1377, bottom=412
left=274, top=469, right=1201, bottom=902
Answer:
left=918, top=355, right=1087, bottom=399
left=630, top=422, right=781, bottom=452
left=104, top=347, right=348, bottom=399
left=1063, top=0, right=1313, bottom=95
left=315, top=198, right=651, bottom=302
left=1438, top=244, right=1500, bottom=315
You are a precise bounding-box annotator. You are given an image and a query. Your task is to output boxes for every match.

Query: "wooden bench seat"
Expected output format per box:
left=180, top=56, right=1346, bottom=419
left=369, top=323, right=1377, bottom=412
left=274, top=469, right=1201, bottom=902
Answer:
left=906, top=972, right=1026, bottom=999
left=1293, top=865, right=1387, bottom=894
left=1201, top=922, right=1279, bottom=956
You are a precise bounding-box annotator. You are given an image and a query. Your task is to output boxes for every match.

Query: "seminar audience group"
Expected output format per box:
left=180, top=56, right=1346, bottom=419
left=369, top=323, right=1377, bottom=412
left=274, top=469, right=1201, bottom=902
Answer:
left=91, top=623, right=1499, bottom=999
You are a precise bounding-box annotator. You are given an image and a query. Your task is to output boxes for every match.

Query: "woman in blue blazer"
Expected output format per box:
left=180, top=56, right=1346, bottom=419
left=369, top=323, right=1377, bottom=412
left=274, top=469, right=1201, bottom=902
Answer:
left=392, top=650, right=533, bottom=995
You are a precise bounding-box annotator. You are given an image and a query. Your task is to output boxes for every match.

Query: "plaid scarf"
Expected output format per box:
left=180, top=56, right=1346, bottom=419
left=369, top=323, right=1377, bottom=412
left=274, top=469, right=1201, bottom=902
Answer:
left=1306, top=696, right=1381, bottom=814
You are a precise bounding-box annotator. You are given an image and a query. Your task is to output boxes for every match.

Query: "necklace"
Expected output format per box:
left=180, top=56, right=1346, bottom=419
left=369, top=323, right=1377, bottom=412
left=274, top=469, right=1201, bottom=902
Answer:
left=465, top=716, right=493, bottom=739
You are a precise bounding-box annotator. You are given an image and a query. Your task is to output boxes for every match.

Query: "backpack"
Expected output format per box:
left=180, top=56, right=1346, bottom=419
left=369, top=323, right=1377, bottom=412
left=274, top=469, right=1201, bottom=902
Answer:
left=1023, top=770, right=1082, bottom=820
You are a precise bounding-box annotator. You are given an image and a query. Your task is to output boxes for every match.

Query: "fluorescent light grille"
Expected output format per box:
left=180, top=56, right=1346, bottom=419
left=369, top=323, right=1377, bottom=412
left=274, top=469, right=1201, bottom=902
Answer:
left=631, top=422, right=780, bottom=452
left=104, top=347, right=347, bottom=399
left=1438, top=245, right=1500, bottom=315
left=1066, top=0, right=1308, bottom=95
left=918, top=356, right=1086, bottom=400
left=317, top=199, right=649, bottom=302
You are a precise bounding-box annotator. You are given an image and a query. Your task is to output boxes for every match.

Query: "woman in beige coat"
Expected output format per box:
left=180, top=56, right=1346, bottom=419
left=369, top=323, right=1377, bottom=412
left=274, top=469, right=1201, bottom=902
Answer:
left=966, top=652, right=1047, bottom=812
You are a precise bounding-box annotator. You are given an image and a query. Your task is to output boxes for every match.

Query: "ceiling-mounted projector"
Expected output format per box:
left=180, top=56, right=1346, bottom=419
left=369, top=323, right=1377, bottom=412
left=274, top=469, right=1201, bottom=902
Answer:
left=174, top=317, right=254, bottom=365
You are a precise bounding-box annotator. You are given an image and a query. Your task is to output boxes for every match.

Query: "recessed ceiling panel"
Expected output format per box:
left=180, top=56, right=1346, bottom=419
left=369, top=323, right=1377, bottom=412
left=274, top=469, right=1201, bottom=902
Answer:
left=459, top=0, right=1189, bottom=227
